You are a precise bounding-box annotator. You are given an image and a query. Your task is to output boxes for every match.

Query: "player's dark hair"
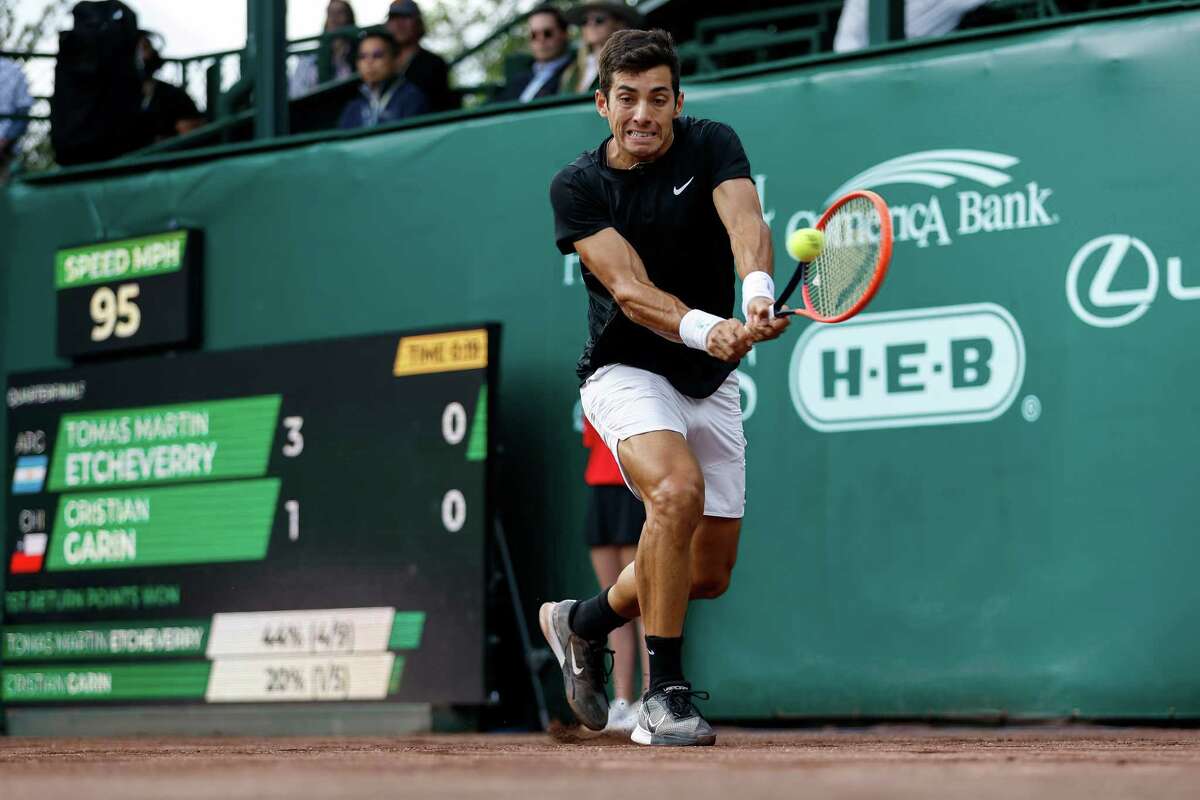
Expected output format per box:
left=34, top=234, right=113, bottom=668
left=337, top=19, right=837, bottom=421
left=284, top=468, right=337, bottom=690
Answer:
left=598, top=29, right=680, bottom=98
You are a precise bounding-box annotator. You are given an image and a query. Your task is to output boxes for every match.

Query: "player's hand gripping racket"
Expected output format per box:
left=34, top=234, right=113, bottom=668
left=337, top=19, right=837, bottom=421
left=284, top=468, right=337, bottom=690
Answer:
left=773, top=190, right=893, bottom=323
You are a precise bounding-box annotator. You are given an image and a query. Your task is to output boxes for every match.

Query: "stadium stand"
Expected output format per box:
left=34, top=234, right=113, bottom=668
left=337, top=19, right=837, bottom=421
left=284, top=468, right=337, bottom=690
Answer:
left=0, top=0, right=1177, bottom=175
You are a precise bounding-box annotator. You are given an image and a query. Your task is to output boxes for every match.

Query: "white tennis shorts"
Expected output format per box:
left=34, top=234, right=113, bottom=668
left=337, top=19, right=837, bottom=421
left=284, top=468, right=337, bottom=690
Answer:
left=580, top=363, right=746, bottom=518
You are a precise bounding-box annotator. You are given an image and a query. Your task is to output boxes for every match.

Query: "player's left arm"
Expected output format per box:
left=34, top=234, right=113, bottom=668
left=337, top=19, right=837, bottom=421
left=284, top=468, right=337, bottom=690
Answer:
left=713, top=178, right=789, bottom=341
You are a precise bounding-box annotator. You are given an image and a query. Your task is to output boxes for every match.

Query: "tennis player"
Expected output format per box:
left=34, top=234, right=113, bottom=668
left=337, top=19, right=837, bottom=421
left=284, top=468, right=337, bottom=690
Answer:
left=540, top=28, right=789, bottom=746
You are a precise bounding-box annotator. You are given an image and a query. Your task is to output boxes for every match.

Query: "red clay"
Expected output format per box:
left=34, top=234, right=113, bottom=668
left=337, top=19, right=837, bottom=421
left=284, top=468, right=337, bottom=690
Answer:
left=1, top=726, right=1198, bottom=799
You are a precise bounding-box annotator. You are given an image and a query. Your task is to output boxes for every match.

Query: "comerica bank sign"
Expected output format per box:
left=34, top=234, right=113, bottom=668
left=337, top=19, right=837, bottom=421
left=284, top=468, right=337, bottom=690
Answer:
left=788, top=304, right=1026, bottom=432
left=772, top=150, right=1059, bottom=249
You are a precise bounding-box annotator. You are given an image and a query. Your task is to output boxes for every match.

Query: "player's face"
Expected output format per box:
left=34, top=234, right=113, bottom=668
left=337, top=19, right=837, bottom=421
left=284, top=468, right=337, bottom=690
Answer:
left=597, top=66, right=683, bottom=164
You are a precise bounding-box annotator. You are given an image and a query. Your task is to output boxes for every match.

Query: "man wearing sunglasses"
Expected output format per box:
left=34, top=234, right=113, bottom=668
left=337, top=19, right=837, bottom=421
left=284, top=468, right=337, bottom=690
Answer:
left=560, top=1, right=645, bottom=94
left=494, top=5, right=573, bottom=103
left=338, top=28, right=428, bottom=129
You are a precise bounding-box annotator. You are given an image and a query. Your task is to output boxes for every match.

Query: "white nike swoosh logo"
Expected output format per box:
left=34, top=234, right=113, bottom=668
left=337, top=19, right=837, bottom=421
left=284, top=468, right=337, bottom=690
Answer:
left=646, top=710, right=667, bottom=730
left=673, top=177, right=695, bottom=196
left=570, top=645, right=585, bottom=676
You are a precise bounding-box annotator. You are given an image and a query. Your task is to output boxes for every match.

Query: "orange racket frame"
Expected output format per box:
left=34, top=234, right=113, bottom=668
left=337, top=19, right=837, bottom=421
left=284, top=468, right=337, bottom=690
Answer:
left=773, top=190, right=894, bottom=323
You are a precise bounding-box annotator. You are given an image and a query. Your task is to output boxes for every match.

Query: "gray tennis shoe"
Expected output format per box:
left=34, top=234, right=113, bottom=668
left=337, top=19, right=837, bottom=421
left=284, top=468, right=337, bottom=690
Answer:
left=631, top=683, right=716, bottom=746
left=538, top=600, right=610, bottom=731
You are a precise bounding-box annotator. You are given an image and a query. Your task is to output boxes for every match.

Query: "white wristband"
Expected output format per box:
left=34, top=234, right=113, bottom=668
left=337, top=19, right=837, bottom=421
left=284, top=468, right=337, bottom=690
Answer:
left=679, top=309, right=724, bottom=352
left=741, top=270, right=775, bottom=320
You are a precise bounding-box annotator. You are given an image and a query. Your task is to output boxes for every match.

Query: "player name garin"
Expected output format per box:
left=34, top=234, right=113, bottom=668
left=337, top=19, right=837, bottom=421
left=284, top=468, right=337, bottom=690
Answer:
left=62, top=529, right=137, bottom=565
left=4, top=671, right=113, bottom=697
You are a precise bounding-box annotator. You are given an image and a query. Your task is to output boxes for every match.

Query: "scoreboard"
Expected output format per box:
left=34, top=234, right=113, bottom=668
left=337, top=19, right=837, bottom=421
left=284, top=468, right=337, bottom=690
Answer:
left=2, top=325, right=496, bottom=706
left=55, top=230, right=203, bottom=359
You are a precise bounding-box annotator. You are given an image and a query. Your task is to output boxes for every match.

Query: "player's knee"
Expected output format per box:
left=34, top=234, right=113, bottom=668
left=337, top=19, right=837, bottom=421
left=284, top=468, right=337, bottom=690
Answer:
left=645, top=474, right=704, bottom=531
left=690, top=568, right=732, bottom=600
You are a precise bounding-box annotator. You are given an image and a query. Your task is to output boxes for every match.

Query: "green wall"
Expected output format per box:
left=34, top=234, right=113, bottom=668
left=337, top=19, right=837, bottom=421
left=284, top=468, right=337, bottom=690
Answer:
left=2, top=8, right=1198, bottom=718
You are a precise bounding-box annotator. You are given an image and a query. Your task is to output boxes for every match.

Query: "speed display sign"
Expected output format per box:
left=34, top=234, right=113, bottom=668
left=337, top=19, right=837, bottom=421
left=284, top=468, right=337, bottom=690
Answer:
left=55, top=230, right=202, bottom=359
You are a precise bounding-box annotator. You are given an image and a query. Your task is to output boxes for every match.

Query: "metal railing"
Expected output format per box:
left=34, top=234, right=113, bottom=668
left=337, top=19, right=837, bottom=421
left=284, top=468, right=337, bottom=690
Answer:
left=677, top=3, right=846, bottom=73
left=0, top=0, right=1179, bottom=179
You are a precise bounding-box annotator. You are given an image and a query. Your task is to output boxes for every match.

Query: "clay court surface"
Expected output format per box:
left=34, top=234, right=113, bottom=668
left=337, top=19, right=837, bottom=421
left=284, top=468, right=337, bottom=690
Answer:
left=2, top=727, right=1199, bottom=799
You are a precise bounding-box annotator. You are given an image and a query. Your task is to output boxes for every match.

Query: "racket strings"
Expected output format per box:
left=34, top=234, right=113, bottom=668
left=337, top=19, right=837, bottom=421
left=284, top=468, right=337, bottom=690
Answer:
left=806, top=197, right=883, bottom=318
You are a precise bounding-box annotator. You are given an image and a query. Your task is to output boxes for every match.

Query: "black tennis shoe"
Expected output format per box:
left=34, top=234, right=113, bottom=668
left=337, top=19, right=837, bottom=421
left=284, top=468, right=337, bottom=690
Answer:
left=631, top=683, right=716, bottom=746
left=539, top=599, right=611, bottom=731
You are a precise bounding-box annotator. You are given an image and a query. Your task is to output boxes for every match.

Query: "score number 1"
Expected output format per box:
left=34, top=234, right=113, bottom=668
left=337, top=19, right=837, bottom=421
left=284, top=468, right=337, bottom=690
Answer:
left=90, top=283, right=141, bottom=342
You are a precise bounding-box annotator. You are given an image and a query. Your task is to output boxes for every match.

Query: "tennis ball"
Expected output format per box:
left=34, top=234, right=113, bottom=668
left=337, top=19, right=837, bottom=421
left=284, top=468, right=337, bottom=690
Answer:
left=786, top=228, right=824, bottom=262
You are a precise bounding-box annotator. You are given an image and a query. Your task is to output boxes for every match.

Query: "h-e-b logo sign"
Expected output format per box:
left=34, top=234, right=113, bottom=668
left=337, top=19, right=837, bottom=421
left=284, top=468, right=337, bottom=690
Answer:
left=789, top=303, right=1025, bottom=432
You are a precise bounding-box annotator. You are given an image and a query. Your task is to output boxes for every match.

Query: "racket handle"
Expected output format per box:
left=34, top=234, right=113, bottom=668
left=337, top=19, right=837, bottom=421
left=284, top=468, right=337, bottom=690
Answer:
left=774, top=308, right=798, bottom=318
left=774, top=261, right=807, bottom=316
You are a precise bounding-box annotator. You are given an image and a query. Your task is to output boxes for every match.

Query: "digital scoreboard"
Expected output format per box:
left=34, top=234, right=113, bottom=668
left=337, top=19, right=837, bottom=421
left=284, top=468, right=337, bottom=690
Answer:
left=2, top=325, right=496, bottom=706
left=55, top=230, right=202, bottom=359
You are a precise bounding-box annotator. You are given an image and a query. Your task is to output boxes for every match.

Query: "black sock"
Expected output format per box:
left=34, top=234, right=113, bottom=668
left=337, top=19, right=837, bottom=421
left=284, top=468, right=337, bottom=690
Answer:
left=568, top=587, right=626, bottom=642
left=646, top=635, right=685, bottom=693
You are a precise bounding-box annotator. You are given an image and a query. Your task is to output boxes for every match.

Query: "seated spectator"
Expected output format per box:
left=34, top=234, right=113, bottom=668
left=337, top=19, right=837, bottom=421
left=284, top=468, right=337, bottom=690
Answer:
left=561, top=1, right=642, bottom=95
left=338, top=29, right=428, bottom=129
left=290, top=0, right=359, bottom=98
left=385, top=0, right=458, bottom=112
left=0, top=57, right=33, bottom=182
left=833, top=0, right=988, bottom=52
left=137, top=32, right=205, bottom=143
left=494, top=4, right=573, bottom=103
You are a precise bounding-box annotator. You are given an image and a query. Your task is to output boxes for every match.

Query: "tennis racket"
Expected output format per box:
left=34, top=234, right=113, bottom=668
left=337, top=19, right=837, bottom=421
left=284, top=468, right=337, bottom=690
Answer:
left=773, top=190, right=893, bottom=323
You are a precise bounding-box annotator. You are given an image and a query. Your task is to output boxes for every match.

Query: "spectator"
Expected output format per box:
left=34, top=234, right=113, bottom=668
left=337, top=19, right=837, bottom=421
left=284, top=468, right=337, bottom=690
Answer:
left=137, top=32, right=205, bottom=143
left=385, top=0, right=458, bottom=113
left=338, top=29, right=428, bottom=129
left=833, top=0, right=988, bottom=52
left=581, top=416, right=648, bottom=733
left=0, top=57, right=33, bottom=182
left=290, top=0, right=359, bottom=98
left=560, top=1, right=643, bottom=95
left=493, top=4, right=573, bottom=103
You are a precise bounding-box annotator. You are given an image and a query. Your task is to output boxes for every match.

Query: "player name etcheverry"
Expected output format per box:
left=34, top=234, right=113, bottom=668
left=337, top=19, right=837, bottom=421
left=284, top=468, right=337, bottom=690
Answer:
left=5, top=625, right=203, bottom=658
left=59, top=411, right=219, bottom=485
left=64, top=443, right=218, bottom=486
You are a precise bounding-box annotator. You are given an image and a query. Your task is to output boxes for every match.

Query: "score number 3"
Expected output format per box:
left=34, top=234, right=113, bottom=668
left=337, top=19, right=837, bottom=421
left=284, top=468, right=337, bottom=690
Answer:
left=90, top=283, right=141, bottom=342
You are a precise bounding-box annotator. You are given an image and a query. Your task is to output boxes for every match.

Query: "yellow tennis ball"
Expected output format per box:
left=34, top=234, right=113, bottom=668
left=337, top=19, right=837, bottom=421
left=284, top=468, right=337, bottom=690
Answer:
left=786, top=228, right=824, bottom=262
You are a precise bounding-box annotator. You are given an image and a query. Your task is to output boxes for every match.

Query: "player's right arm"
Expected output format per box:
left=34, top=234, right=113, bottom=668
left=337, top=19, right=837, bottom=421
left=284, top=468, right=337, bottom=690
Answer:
left=574, top=229, right=752, bottom=363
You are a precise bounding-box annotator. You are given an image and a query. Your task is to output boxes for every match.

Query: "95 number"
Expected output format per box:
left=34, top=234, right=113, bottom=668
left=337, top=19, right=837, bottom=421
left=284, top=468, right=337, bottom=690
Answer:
left=90, top=283, right=141, bottom=342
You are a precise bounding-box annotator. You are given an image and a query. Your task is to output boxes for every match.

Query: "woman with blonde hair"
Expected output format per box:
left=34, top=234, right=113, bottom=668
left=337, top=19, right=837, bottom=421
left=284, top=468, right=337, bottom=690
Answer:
left=560, top=1, right=644, bottom=94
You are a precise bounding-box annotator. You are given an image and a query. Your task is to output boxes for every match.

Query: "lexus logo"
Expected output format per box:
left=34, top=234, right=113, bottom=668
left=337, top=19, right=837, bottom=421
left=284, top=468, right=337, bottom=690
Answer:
left=1066, top=234, right=1198, bottom=328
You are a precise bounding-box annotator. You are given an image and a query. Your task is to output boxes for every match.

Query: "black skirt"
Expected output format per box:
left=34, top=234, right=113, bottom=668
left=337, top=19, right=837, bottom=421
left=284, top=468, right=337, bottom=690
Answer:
left=584, top=485, right=646, bottom=548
